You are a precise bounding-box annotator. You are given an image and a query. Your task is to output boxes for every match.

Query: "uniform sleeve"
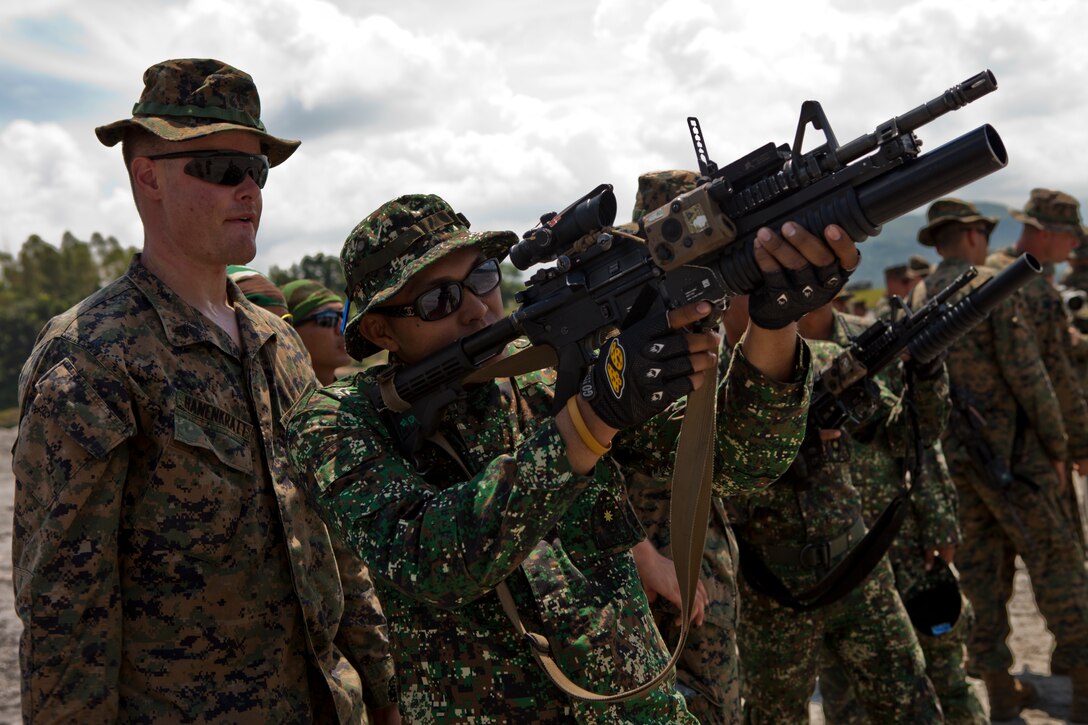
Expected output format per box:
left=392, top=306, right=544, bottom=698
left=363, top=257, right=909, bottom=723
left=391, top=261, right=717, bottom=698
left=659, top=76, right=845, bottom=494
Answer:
left=285, top=387, right=596, bottom=608
left=916, top=441, right=962, bottom=548
left=714, top=339, right=813, bottom=495
left=876, top=364, right=950, bottom=457
left=612, top=339, right=813, bottom=498
left=11, top=341, right=135, bottom=721
left=992, top=296, right=1069, bottom=461
left=1034, top=286, right=1088, bottom=459
left=330, top=542, right=397, bottom=710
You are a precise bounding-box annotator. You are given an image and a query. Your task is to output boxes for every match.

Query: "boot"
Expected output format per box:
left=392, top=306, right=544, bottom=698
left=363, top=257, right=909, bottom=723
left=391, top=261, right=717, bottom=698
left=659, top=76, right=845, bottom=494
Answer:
left=1072, top=665, right=1088, bottom=723
left=981, top=671, right=1037, bottom=721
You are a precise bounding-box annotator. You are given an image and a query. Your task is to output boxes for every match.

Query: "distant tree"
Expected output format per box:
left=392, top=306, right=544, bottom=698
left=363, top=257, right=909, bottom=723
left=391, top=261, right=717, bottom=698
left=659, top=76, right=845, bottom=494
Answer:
left=0, top=232, right=138, bottom=411
left=268, top=253, right=346, bottom=293
left=499, top=261, right=525, bottom=314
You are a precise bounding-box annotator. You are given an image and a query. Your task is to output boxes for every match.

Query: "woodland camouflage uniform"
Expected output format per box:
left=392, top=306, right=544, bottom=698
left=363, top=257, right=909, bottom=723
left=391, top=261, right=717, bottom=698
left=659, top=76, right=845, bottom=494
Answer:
left=11, top=59, right=393, bottom=722
left=286, top=192, right=815, bottom=723
left=922, top=249, right=1088, bottom=680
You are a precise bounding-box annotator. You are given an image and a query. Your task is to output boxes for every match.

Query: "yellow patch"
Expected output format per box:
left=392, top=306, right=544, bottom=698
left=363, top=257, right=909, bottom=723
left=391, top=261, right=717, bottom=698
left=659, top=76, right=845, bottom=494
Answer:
left=606, top=341, right=625, bottom=398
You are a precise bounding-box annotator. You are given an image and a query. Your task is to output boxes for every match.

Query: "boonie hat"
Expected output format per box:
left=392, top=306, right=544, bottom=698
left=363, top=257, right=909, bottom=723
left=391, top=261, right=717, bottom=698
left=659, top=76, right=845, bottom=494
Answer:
left=1010, top=188, right=1087, bottom=235
left=917, top=198, right=998, bottom=247
left=906, top=254, right=933, bottom=279
left=341, top=194, right=517, bottom=358
left=631, top=169, right=701, bottom=222
left=95, top=58, right=299, bottom=166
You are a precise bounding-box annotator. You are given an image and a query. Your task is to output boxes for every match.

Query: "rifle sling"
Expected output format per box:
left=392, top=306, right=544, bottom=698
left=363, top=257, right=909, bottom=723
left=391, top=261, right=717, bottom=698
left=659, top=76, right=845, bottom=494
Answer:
left=496, top=363, right=718, bottom=702
left=735, top=370, right=924, bottom=611
left=379, top=338, right=718, bottom=703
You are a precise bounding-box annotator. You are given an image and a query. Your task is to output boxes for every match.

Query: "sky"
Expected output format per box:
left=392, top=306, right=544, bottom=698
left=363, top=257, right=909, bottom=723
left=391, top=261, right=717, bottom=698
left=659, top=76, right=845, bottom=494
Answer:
left=1, top=0, right=1086, bottom=276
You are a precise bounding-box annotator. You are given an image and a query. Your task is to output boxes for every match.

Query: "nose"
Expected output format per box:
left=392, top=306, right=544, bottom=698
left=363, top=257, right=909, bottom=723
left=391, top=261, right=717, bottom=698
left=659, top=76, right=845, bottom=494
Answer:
left=458, top=287, right=490, bottom=324
left=235, top=172, right=261, bottom=200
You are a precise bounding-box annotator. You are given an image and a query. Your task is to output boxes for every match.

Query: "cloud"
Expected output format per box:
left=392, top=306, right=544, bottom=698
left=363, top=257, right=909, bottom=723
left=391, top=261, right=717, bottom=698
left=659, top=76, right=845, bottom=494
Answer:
left=2, top=0, right=1088, bottom=274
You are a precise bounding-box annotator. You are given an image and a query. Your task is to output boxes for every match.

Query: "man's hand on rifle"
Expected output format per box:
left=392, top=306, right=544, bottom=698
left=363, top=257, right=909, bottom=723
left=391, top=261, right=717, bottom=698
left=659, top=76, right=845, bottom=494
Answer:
left=743, top=222, right=859, bottom=381
left=560, top=300, right=720, bottom=473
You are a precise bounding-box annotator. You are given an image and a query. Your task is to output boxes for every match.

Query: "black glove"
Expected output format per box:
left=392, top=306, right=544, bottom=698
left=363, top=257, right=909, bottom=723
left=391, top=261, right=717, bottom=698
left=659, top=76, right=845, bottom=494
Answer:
left=748, top=254, right=856, bottom=329
left=580, top=312, right=695, bottom=430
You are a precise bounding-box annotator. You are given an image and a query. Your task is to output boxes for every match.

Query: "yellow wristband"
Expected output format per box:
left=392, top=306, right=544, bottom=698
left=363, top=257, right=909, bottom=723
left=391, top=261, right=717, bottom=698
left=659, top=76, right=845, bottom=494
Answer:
left=566, top=395, right=612, bottom=457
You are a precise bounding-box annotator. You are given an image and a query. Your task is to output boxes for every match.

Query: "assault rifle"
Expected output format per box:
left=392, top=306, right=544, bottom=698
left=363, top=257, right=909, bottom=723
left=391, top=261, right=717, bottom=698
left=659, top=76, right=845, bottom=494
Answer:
left=737, top=254, right=1040, bottom=612
left=375, top=71, right=1008, bottom=444
left=797, top=253, right=1042, bottom=470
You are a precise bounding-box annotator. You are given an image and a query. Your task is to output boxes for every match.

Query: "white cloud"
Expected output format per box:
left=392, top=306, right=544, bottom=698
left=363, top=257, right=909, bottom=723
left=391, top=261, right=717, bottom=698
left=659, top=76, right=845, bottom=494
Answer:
left=2, top=0, right=1088, bottom=272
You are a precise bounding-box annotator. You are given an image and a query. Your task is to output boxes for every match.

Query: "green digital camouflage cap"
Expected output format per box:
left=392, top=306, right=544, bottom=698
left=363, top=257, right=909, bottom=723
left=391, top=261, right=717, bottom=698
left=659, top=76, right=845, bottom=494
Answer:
left=95, top=58, right=299, bottom=166
left=1010, top=188, right=1088, bottom=235
left=631, top=169, right=701, bottom=222
left=917, top=198, right=998, bottom=246
left=341, top=194, right=518, bottom=359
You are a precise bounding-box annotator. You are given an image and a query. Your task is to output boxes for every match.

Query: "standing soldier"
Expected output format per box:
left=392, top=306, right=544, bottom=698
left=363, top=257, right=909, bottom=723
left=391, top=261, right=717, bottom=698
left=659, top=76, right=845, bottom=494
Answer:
left=725, top=299, right=943, bottom=724
left=11, top=59, right=397, bottom=722
left=807, top=303, right=986, bottom=725
left=918, top=197, right=1088, bottom=721
left=621, top=170, right=743, bottom=724
left=284, top=191, right=860, bottom=720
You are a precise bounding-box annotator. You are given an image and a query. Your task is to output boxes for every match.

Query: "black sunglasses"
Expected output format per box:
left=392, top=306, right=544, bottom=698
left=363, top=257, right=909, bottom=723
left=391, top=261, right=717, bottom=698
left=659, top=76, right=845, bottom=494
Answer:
left=369, top=258, right=502, bottom=322
left=297, top=309, right=344, bottom=329
left=146, top=149, right=270, bottom=189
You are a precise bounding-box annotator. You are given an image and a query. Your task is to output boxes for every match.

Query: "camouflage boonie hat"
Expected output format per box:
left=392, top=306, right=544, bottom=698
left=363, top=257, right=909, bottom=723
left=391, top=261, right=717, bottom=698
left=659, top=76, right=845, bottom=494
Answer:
left=884, top=263, right=909, bottom=279
left=1009, top=188, right=1087, bottom=235
left=917, top=198, right=997, bottom=246
left=906, top=254, right=933, bottom=279
left=631, top=170, right=701, bottom=222
left=341, top=194, right=517, bottom=358
left=95, top=58, right=299, bottom=166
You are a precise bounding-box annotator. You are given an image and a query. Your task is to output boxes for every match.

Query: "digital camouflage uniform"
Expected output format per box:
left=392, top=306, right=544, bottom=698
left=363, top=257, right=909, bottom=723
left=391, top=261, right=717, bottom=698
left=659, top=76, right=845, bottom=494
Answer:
left=620, top=169, right=742, bottom=725
left=286, top=193, right=814, bottom=723
left=730, top=333, right=941, bottom=725
left=921, top=255, right=1088, bottom=675
left=12, top=258, right=395, bottom=721
left=816, top=313, right=985, bottom=725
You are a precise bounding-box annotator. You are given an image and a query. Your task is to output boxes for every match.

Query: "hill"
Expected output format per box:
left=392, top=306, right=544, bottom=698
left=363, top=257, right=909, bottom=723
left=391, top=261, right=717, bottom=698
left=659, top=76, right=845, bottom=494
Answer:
left=849, top=201, right=1026, bottom=287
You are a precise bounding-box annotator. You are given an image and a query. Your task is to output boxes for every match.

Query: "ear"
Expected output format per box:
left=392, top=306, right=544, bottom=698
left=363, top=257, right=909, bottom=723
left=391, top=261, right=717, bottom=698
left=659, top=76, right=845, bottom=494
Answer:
left=358, top=313, right=400, bottom=354
left=131, top=156, right=163, bottom=201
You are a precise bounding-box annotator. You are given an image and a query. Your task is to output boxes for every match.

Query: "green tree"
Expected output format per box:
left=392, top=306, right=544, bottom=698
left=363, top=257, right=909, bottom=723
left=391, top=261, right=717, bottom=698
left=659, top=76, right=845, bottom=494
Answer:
left=0, top=232, right=138, bottom=411
left=269, top=253, right=346, bottom=292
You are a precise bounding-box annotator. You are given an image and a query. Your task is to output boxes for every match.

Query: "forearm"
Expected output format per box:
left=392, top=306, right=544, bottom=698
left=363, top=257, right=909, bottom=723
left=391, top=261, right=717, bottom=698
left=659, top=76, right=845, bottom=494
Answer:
left=715, top=341, right=812, bottom=495
left=303, top=418, right=594, bottom=607
left=741, top=321, right=801, bottom=383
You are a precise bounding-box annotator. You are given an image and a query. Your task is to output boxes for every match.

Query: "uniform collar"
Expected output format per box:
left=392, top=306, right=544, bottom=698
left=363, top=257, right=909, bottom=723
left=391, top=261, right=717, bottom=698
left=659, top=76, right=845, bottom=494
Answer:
left=125, top=255, right=277, bottom=357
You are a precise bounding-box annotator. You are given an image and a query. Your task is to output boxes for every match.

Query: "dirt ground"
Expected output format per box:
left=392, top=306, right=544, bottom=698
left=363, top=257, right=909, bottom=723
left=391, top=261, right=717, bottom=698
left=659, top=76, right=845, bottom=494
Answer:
left=0, top=423, right=1080, bottom=723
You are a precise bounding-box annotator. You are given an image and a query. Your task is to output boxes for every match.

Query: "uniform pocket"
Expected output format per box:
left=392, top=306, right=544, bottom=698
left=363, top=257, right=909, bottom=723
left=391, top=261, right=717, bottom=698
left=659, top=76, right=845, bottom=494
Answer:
left=129, top=396, right=255, bottom=565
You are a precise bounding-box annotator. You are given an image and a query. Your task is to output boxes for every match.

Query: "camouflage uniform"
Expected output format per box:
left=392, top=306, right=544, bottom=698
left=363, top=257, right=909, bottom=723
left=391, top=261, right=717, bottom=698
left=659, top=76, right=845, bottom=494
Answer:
left=816, top=313, right=985, bottom=724
left=286, top=193, right=815, bottom=723
left=921, top=255, right=1088, bottom=674
left=731, top=333, right=942, bottom=724
left=12, top=258, right=394, bottom=721
left=11, top=59, right=394, bottom=722
left=620, top=169, right=741, bottom=725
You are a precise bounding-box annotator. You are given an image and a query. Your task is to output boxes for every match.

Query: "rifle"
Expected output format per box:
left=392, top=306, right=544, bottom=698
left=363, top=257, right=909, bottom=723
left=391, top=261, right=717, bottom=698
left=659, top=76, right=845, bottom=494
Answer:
left=736, top=254, right=1040, bottom=611
left=377, top=70, right=1008, bottom=442
left=948, top=385, right=1017, bottom=491
left=796, top=253, right=1042, bottom=471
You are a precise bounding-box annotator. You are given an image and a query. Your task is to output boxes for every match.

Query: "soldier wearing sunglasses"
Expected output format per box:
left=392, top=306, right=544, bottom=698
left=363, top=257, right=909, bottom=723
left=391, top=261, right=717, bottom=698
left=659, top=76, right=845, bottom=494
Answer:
left=285, top=192, right=861, bottom=721
left=283, top=279, right=355, bottom=385
left=11, top=59, right=398, bottom=723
